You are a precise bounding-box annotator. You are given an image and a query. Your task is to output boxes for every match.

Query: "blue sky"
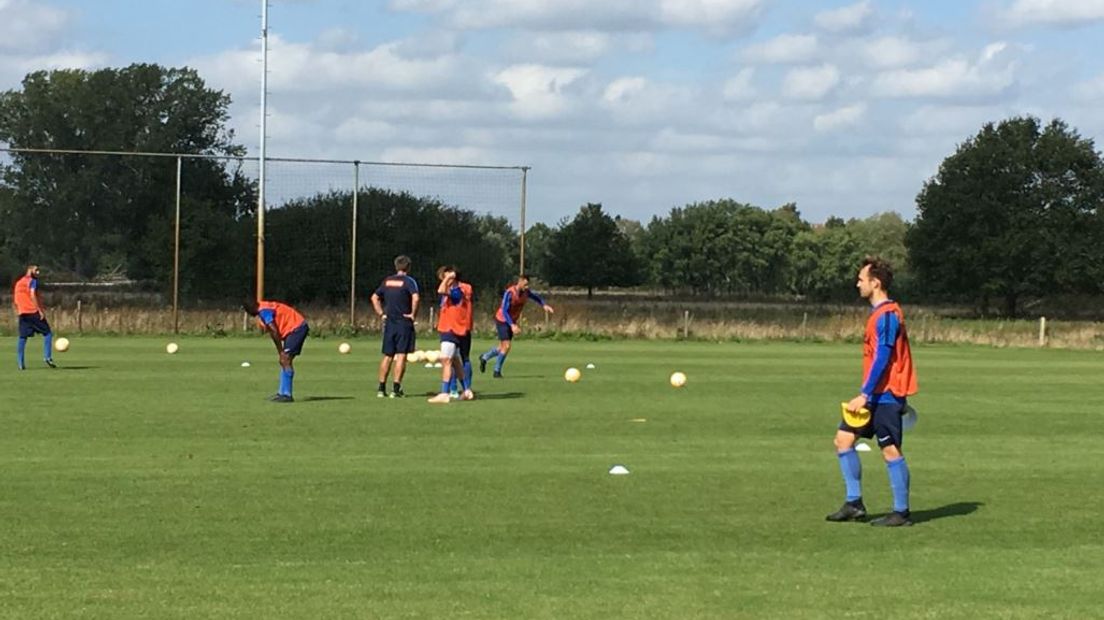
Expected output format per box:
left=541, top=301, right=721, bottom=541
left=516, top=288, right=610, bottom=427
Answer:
left=2, top=0, right=1103, bottom=225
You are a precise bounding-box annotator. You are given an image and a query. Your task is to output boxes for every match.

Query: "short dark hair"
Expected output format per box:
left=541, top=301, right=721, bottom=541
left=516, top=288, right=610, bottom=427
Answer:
left=394, top=255, right=411, bottom=272
left=861, top=256, right=893, bottom=292
left=517, top=274, right=530, bottom=283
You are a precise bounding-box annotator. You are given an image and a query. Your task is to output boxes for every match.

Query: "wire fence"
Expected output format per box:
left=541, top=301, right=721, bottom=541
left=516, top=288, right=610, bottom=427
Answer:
left=0, top=147, right=529, bottom=332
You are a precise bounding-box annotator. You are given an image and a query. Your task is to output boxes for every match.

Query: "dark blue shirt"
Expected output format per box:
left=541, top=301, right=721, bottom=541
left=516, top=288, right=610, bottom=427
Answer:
left=375, top=273, right=419, bottom=320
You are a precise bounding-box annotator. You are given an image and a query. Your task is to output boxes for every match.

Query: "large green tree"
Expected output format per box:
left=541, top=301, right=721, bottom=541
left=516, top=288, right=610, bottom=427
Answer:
left=907, top=117, right=1104, bottom=315
left=545, top=203, right=642, bottom=297
left=641, top=200, right=808, bottom=295
left=0, top=64, right=253, bottom=298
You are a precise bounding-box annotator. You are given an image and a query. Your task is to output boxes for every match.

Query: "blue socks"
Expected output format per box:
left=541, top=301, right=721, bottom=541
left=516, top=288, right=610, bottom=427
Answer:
left=837, top=448, right=862, bottom=502
left=886, top=457, right=910, bottom=513
left=448, top=360, right=474, bottom=393
left=279, top=368, right=294, bottom=396
left=17, top=337, right=27, bottom=368
left=494, top=352, right=508, bottom=373
left=480, top=347, right=499, bottom=362
left=44, top=333, right=53, bottom=360
left=440, top=380, right=450, bottom=394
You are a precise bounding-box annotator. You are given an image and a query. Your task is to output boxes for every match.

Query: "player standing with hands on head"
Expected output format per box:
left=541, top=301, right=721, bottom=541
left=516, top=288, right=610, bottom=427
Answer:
left=428, top=266, right=474, bottom=404
left=370, top=255, right=420, bottom=398
left=478, top=274, right=553, bottom=378
left=13, top=265, right=57, bottom=370
left=243, top=298, right=309, bottom=403
left=827, top=257, right=918, bottom=527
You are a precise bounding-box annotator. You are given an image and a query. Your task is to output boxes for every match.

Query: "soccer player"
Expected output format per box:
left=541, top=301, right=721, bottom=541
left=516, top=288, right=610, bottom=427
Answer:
left=12, top=265, right=56, bottom=370
left=370, top=255, right=420, bottom=398
left=243, top=298, right=309, bottom=403
left=827, top=257, right=919, bottom=527
left=428, top=266, right=474, bottom=404
left=478, top=274, right=553, bottom=378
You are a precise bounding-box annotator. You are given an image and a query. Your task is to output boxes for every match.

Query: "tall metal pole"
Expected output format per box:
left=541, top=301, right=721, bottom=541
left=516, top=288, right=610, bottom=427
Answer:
left=350, top=161, right=359, bottom=326
left=518, top=167, right=529, bottom=275
left=173, top=156, right=182, bottom=334
left=256, top=0, right=269, bottom=302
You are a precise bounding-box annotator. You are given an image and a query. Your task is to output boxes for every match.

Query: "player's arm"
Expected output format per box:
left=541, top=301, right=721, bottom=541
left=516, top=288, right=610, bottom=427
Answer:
left=437, top=272, right=455, bottom=295
left=529, top=291, right=554, bottom=313
left=500, top=290, right=521, bottom=334
left=370, top=290, right=385, bottom=319
left=29, top=281, right=44, bottom=317
left=408, top=293, right=420, bottom=321
left=848, top=313, right=899, bottom=411
left=257, top=309, right=284, bottom=353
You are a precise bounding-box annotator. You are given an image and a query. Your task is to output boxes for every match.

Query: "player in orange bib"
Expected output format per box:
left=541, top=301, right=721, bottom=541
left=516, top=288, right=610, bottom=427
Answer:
left=243, top=298, right=309, bottom=403
left=827, top=257, right=919, bottom=527
left=428, top=266, right=474, bottom=404
left=478, top=274, right=553, bottom=378
left=12, top=265, right=57, bottom=369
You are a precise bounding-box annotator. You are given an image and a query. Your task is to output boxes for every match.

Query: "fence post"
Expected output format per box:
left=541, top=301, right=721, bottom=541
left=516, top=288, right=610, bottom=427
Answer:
left=801, top=311, right=808, bottom=341
left=518, top=167, right=528, bottom=275
left=683, top=310, right=690, bottom=339
left=1039, top=316, right=1047, bottom=347
left=173, top=156, right=182, bottom=334
left=350, top=161, right=359, bottom=328
left=77, top=299, right=83, bottom=334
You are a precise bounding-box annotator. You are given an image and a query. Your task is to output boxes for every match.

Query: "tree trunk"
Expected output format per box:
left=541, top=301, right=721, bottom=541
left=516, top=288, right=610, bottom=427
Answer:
left=587, top=285, right=593, bottom=299
left=1004, top=292, right=1018, bottom=317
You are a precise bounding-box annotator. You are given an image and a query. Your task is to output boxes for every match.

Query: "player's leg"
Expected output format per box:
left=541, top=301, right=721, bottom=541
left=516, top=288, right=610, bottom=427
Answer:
left=378, top=324, right=396, bottom=396
left=493, top=338, right=512, bottom=377
left=276, top=324, right=308, bottom=402
left=826, top=425, right=868, bottom=522
left=40, top=318, right=55, bottom=367
left=459, top=335, right=473, bottom=398
left=429, top=341, right=457, bottom=403
left=870, top=402, right=911, bottom=527
left=391, top=324, right=415, bottom=397
left=16, top=315, right=30, bottom=369
left=480, top=321, right=511, bottom=374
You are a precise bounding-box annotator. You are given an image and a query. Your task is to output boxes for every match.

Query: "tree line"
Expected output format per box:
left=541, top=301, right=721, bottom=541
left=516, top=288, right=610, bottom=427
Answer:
left=3, top=64, right=1103, bottom=315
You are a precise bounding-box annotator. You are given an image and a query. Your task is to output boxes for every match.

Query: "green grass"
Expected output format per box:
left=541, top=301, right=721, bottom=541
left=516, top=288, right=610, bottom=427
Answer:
left=1, top=337, right=1102, bottom=619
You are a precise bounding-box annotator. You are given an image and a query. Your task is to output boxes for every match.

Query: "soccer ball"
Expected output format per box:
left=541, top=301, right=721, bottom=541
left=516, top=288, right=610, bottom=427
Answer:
left=338, top=342, right=351, bottom=354
left=409, top=350, right=424, bottom=363
left=425, top=350, right=440, bottom=363
left=669, top=372, right=687, bottom=388
left=166, top=342, right=179, bottom=354
left=54, top=337, right=70, bottom=353
left=564, top=367, right=581, bottom=383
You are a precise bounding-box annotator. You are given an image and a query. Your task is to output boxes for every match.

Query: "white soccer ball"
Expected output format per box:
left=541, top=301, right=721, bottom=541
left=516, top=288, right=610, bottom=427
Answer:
left=166, top=342, right=179, bottom=354
left=564, top=367, right=581, bottom=383
left=670, top=371, right=687, bottom=388
left=338, top=342, right=351, bottom=354
left=54, top=337, right=70, bottom=353
left=425, top=350, right=440, bottom=363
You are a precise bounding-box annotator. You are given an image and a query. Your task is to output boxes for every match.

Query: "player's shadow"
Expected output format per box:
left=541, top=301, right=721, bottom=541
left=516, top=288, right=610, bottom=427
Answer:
left=871, top=501, right=984, bottom=524
left=56, top=366, right=97, bottom=371
left=300, top=396, right=355, bottom=402
left=476, top=392, right=524, bottom=400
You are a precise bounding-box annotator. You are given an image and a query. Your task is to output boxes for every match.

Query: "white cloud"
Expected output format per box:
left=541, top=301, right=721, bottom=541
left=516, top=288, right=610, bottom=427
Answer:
left=814, top=103, right=867, bottom=132
left=858, top=36, right=936, bottom=69
left=492, top=64, right=587, bottom=119
left=601, top=77, right=695, bottom=125
left=0, top=0, right=70, bottom=51
left=389, top=0, right=764, bottom=34
left=192, top=35, right=472, bottom=96
left=1000, top=0, right=1104, bottom=28
left=814, top=1, right=874, bottom=34
left=0, top=50, right=108, bottom=89
left=1074, top=73, right=1104, bottom=100
left=743, top=34, right=819, bottom=64
left=722, top=68, right=756, bottom=101
left=782, top=64, right=841, bottom=100
left=503, top=31, right=652, bottom=64
left=872, top=43, right=1018, bottom=100
left=378, top=145, right=491, bottom=166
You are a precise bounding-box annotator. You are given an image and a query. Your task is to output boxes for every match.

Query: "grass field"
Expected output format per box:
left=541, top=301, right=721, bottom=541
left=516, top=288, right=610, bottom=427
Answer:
left=2, top=336, right=1103, bottom=618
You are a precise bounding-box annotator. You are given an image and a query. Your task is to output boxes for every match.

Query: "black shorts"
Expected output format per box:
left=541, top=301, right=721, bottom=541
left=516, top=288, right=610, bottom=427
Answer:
left=382, top=320, right=416, bottom=356
left=495, top=320, right=513, bottom=341
left=18, top=313, right=51, bottom=338
left=839, top=400, right=905, bottom=449
left=283, top=323, right=309, bottom=357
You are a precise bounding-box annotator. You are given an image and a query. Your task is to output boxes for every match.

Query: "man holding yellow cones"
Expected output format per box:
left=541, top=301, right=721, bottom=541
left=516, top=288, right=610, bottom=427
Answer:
left=826, top=257, right=918, bottom=527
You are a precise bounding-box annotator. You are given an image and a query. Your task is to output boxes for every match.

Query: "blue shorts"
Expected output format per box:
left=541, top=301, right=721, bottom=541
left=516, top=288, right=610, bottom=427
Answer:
left=18, top=313, right=51, bottom=338
left=382, top=320, right=416, bottom=356
left=839, top=400, right=905, bottom=449
left=495, top=320, right=513, bottom=341
left=282, top=323, right=309, bottom=357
